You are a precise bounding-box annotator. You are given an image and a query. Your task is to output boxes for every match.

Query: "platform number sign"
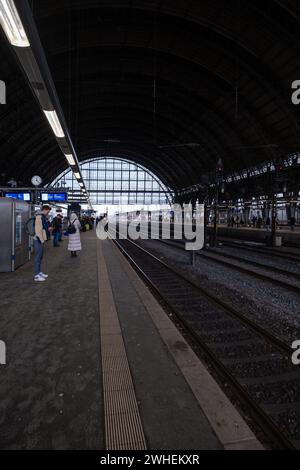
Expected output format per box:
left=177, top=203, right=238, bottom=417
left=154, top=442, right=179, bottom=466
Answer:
left=216, top=159, right=224, bottom=183
left=274, top=162, right=285, bottom=182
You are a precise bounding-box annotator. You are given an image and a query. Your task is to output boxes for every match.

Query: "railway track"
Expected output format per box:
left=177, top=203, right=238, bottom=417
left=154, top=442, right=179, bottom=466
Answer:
left=221, top=240, right=300, bottom=264
left=202, top=247, right=300, bottom=280
left=116, top=224, right=300, bottom=293
left=112, top=236, right=299, bottom=450
left=158, top=239, right=300, bottom=294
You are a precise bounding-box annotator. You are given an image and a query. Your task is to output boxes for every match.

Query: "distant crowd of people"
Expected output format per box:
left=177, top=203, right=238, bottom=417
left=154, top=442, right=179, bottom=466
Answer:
left=227, top=214, right=296, bottom=231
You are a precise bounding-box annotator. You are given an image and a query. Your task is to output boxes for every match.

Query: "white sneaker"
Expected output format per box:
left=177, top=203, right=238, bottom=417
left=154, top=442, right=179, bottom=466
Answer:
left=34, top=275, right=46, bottom=282
left=39, top=272, right=48, bottom=278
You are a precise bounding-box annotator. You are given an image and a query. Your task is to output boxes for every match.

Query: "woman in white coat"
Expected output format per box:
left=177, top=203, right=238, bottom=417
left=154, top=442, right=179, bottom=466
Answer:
left=68, top=213, right=82, bottom=257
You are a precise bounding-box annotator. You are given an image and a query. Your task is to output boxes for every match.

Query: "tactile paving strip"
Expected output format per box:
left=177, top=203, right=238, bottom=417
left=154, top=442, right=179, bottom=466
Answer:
left=97, top=241, right=147, bottom=450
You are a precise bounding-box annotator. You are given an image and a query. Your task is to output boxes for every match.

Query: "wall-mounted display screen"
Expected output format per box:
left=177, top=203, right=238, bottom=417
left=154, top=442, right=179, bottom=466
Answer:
left=4, top=192, right=31, bottom=201
left=41, top=192, right=68, bottom=202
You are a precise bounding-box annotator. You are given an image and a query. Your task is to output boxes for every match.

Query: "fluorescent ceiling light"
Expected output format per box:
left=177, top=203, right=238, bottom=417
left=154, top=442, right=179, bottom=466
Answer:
left=74, top=172, right=80, bottom=179
left=65, top=154, right=76, bottom=166
left=0, top=0, right=30, bottom=47
left=43, top=110, right=65, bottom=138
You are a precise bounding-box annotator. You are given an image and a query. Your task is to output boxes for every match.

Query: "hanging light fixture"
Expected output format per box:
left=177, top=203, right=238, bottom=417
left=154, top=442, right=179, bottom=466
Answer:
left=65, top=154, right=76, bottom=166
left=43, top=110, right=65, bottom=138
left=0, top=0, right=30, bottom=47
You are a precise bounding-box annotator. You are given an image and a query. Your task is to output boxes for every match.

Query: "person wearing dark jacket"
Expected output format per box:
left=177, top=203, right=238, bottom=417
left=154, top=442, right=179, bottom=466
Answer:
left=290, top=216, right=296, bottom=231
left=52, top=214, right=63, bottom=247
left=56, top=209, right=64, bottom=242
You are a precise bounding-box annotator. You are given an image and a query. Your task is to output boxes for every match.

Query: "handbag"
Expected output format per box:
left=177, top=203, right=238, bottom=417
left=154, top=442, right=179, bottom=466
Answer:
left=67, top=220, right=76, bottom=234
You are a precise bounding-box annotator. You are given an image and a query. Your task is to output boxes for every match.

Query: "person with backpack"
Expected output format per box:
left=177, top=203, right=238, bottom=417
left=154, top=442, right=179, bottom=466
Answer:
left=52, top=213, right=63, bottom=247
left=55, top=209, right=64, bottom=242
left=33, top=205, right=51, bottom=282
left=68, top=212, right=82, bottom=257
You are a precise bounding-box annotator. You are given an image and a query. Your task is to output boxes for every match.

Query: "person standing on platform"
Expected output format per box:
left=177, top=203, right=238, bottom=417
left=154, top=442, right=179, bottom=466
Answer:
left=257, top=216, right=263, bottom=229
left=34, top=204, right=51, bottom=282
left=52, top=213, right=63, bottom=247
left=290, top=216, right=296, bottom=231
left=290, top=216, right=296, bottom=232
left=68, top=212, right=82, bottom=257
left=56, top=209, right=64, bottom=242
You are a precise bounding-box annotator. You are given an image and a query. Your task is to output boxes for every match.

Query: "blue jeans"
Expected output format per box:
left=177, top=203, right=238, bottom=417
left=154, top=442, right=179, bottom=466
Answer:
left=34, top=239, right=44, bottom=276
left=53, top=231, right=60, bottom=246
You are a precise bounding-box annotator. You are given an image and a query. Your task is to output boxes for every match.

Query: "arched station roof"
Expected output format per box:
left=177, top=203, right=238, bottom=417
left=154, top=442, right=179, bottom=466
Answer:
left=1, top=0, right=300, bottom=191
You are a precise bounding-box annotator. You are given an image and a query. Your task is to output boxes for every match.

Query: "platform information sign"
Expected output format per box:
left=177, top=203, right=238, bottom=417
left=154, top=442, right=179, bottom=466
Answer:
left=4, top=192, right=31, bottom=201
left=41, top=192, right=68, bottom=202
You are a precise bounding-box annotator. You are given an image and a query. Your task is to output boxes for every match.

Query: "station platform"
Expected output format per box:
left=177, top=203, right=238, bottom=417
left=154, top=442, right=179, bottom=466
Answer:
left=0, top=233, right=263, bottom=450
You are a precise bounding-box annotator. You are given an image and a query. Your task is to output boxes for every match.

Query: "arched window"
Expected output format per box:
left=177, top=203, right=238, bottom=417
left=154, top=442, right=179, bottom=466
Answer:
left=51, top=157, right=173, bottom=206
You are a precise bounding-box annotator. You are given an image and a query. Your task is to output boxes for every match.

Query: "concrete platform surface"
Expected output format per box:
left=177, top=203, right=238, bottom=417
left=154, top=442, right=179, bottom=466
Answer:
left=0, top=234, right=104, bottom=449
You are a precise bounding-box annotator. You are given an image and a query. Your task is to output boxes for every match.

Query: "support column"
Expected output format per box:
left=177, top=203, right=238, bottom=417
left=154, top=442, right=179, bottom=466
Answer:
left=271, top=192, right=277, bottom=247
left=213, top=158, right=224, bottom=247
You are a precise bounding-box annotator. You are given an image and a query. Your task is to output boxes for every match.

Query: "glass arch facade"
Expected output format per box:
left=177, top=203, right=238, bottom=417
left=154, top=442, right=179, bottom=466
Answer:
left=51, top=157, right=173, bottom=206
